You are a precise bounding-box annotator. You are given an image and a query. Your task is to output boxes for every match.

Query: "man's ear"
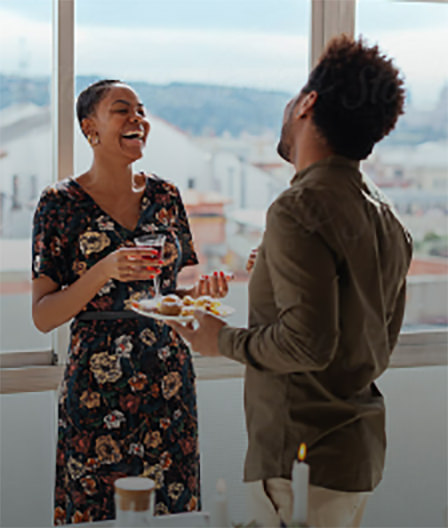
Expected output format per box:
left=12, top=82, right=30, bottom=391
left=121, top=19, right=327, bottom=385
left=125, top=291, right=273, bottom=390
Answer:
left=295, top=91, right=318, bottom=118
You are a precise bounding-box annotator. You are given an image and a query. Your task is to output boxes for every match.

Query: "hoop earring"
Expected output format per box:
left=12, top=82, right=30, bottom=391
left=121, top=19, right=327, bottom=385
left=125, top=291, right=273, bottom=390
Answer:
left=87, top=133, right=100, bottom=146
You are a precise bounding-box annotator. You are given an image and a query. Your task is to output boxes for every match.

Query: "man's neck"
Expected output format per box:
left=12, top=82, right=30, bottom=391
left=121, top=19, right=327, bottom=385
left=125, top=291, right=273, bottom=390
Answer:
left=293, top=141, right=334, bottom=173
left=291, top=118, right=334, bottom=173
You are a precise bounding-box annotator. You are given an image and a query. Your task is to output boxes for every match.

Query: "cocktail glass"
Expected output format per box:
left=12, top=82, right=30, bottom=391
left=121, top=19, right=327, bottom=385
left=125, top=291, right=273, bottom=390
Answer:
left=134, top=233, right=166, bottom=298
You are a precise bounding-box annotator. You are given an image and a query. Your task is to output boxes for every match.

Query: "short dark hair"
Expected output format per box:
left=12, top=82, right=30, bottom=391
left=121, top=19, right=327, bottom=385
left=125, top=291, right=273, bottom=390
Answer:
left=302, top=35, right=405, bottom=160
left=76, top=79, right=123, bottom=136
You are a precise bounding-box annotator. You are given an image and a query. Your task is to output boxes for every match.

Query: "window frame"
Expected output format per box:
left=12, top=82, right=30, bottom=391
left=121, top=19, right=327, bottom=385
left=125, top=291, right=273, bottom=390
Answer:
left=0, top=0, right=446, bottom=394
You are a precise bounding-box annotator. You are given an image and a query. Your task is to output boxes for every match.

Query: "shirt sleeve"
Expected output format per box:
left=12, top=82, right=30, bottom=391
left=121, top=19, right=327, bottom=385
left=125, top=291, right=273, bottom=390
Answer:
left=218, top=196, right=340, bottom=374
left=174, top=188, right=199, bottom=268
left=387, top=281, right=407, bottom=353
left=32, top=187, right=66, bottom=285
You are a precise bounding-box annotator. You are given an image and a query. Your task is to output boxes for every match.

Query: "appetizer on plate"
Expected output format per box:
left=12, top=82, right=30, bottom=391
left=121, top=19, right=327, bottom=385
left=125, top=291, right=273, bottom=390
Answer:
left=131, top=294, right=233, bottom=319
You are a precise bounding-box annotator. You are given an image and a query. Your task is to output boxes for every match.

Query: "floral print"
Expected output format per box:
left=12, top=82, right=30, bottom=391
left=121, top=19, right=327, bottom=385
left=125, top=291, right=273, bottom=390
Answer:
left=128, top=372, right=148, bottom=392
left=114, top=335, right=132, bottom=358
left=80, top=391, right=101, bottom=409
left=96, top=215, right=115, bottom=231
left=161, top=372, right=182, bottom=400
left=98, top=280, right=115, bottom=296
left=95, top=435, right=123, bottom=465
left=90, top=352, right=122, bottom=384
left=103, top=411, right=126, bottom=430
left=79, top=230, right=111, bottom=256
left=32, top=174, right=200, bottom=525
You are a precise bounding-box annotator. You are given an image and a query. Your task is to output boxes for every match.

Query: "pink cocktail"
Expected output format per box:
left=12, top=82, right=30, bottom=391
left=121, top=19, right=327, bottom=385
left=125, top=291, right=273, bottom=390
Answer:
left=134, top=233, right=166, bottom=297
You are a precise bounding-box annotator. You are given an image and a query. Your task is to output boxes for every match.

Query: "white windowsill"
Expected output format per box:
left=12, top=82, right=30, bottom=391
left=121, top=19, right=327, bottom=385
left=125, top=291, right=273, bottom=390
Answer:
left=1, top=329, right=446, bottom=394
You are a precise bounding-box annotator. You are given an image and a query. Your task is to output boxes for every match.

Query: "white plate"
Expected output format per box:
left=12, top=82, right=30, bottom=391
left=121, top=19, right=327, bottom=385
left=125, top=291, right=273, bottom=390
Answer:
left=131, top=303, right=195, bottom=323
left=130, top=298, right=234, bottom=322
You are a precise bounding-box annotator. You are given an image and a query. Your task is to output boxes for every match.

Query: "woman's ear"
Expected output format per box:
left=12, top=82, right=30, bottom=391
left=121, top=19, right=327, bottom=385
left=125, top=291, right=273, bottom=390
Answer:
left=81, top=117, right=94, bottom=138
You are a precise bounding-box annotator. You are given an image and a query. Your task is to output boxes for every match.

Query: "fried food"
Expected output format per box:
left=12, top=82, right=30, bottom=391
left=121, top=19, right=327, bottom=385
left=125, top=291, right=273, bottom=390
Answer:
left=155, top=294, right=223, bottom=316
left=158, top=294, right=182, bottom=316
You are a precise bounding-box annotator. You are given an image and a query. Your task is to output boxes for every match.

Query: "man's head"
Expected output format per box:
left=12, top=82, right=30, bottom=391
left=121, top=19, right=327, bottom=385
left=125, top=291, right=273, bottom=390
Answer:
left=278, top=35, right=405, bottom=163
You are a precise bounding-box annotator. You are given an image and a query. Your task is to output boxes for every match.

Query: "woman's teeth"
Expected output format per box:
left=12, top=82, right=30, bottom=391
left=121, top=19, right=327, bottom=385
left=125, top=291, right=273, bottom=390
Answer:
left=122, top=130, right=144, bottom=139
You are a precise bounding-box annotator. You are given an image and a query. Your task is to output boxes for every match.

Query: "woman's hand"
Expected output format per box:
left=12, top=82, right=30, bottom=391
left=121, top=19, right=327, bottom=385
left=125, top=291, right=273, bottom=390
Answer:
left=246, top=247, right=259, bottom=272
left=190, top=271, right=233, bottom=299
left=100, top=247, right=163, bottom=282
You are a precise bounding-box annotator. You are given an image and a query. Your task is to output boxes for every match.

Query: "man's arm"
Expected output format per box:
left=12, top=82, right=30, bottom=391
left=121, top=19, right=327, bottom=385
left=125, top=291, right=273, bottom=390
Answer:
left=219, top=198, right=340, bottom=374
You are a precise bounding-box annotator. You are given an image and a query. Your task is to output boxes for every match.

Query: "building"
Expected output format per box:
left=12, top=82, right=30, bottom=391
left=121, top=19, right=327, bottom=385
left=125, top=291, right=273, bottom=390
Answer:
left=0, top=103, right=287, bottom=275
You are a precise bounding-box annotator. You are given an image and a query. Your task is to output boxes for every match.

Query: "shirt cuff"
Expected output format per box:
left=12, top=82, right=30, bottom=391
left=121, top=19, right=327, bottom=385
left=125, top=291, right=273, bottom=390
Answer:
left=218, top=326, right=247, bottom=364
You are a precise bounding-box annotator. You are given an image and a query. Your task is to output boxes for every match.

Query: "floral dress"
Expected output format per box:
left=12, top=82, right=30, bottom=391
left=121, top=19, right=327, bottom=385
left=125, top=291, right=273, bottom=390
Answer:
left=32, top=174, right=200, bottom=525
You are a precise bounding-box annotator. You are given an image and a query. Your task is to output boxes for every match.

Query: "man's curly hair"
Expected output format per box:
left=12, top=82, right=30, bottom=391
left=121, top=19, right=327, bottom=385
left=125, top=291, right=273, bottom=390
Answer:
left=302, top=35, right=405, bottom=160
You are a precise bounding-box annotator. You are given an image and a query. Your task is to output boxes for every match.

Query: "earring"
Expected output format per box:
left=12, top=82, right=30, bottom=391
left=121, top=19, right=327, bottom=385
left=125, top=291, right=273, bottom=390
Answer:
left=87, top=133, right=100, bottom=146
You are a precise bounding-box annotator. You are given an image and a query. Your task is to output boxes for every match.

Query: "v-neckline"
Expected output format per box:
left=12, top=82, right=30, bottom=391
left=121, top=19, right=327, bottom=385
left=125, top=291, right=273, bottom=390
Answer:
left=70, top=177, right=149, bottom=234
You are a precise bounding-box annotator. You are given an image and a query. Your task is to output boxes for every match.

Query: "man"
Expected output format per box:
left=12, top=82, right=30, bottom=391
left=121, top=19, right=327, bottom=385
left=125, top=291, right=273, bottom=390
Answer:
left=169, top=35, right=412, bottom=527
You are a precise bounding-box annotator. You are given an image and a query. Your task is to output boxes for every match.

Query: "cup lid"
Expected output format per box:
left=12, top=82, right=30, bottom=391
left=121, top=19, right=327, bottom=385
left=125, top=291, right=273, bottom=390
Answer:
left=115, top=477, right=155, bottom=492
left=114, top=477, right=155, bottom=512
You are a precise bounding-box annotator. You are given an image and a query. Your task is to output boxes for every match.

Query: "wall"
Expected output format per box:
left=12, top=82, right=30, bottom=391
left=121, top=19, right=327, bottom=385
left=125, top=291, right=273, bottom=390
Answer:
left=0, top=391, right=56, bottom=528
left=1, top=367, right=447, bottom=528
left=405, top=277, right=448, bottom=326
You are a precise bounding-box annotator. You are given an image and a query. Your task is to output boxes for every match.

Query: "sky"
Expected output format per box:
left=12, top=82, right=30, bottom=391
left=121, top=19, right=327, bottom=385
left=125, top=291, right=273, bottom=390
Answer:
left=0, top=0, right=447, bottom=109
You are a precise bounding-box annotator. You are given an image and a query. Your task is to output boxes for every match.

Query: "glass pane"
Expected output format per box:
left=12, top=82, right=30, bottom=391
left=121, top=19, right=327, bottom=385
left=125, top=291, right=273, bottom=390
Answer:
left=0, top=0, right=53, bottom=352
left=75, top=0, right=310, bottom=327
left=356, top=0, right=448, bottom=331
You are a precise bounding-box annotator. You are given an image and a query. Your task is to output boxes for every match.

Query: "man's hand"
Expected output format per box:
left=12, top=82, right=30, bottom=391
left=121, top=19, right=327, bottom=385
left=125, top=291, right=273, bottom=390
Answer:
left=246, top=247, right=259, bottom=272
left=166, top=309, right=227, bottom=356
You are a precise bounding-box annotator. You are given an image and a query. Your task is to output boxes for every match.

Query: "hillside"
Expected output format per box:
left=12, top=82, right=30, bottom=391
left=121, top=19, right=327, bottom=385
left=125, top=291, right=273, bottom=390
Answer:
left=1, top=74, right=446, bottom=143
left=0, top=74, right=291, bottom=137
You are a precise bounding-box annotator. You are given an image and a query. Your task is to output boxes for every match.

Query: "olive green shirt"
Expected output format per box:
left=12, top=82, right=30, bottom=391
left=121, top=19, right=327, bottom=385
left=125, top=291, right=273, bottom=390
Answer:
left=218, top=155, right=412, bottom=492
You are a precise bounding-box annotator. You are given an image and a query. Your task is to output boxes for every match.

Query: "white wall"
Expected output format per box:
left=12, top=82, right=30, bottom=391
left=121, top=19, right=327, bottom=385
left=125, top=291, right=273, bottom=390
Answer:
left=363, top=366, right=448, bottom=527
left=1, top=367, right=447, bottom=528
left=405, top=277, right=448, bottom=326
left=0, top=390, right=56, bottom=528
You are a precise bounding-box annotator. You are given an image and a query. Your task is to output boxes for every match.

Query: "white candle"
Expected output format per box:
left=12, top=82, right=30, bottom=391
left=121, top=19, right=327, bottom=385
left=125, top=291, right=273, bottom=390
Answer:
left=291, top=443, right=309, bottom=525
left=212, top=478, right=230, bottom=527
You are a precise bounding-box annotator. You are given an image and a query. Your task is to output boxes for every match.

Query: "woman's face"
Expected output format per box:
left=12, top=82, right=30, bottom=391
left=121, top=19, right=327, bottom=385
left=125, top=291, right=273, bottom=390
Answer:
left=83, top=84, right=151, bottom=163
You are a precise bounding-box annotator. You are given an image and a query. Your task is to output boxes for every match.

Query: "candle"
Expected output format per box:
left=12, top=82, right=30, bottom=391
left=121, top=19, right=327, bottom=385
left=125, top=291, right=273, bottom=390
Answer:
left=291, top=443, right=309, bottom=525
left=211, top=477, right=230, bottom=527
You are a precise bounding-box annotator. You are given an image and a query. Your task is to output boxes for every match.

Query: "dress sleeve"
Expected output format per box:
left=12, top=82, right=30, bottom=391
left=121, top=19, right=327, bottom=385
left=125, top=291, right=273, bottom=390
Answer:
left=32, top=187, right=67, bottom=285
left=174, top=188, right=199, bottom=268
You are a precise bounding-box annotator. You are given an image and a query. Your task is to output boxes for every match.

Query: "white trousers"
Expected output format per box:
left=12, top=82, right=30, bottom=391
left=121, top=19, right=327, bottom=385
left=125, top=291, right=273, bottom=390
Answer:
left=247, top=478, right=370, bottom=528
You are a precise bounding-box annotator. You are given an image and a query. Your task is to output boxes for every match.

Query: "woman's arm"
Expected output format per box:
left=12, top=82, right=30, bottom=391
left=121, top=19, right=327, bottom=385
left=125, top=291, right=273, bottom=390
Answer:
left=32, top=247, right=161, bottom=333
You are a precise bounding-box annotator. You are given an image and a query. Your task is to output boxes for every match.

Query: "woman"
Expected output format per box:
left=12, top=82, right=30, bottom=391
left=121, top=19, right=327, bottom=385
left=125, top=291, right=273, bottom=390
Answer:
left=32, top=79, right=229, bottom=525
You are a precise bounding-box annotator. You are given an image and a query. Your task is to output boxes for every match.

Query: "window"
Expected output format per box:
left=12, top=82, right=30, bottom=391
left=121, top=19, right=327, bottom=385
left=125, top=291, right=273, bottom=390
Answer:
left=0, top=0, right=445, bottom=392
left=356, top=0, right=448, bottom=331
left=74, top=0, right=310, bottom=329
left=0, top=0, right=53, bottom=360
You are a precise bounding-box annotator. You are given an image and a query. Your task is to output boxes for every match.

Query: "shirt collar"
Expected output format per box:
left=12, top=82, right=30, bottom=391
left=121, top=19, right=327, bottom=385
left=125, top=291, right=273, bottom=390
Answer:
left=290, top=155, right=361, bottom=186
